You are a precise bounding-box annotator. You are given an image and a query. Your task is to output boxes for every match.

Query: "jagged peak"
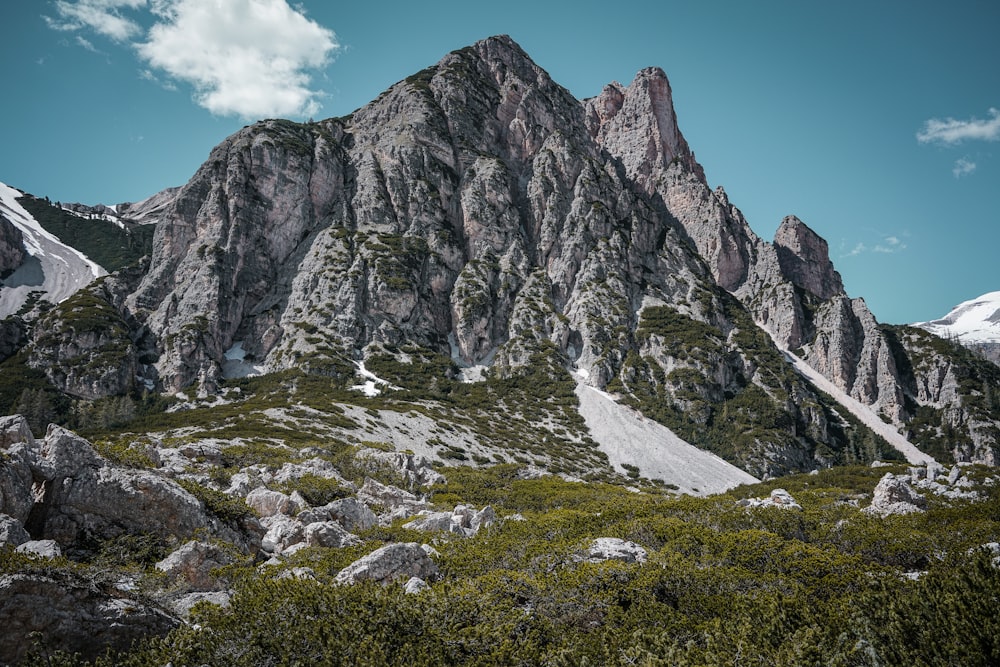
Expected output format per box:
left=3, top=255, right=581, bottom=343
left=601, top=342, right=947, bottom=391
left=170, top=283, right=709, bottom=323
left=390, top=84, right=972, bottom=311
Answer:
left=585, top=64, right=702, bottom=192
left=773, top=215, right=844, bottom=300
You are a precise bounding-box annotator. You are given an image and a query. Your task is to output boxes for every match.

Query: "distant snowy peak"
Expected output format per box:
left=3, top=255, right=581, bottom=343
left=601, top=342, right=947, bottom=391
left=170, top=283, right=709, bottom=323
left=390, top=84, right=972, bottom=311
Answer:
left=0, top=180, right=105, bottom=319
left=914, top=291, right=1000, bottom=345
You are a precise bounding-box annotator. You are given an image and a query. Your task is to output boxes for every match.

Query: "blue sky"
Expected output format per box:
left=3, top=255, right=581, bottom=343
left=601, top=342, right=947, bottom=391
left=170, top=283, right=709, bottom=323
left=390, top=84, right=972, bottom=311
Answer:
left=1, top=0, right=997, bottom=325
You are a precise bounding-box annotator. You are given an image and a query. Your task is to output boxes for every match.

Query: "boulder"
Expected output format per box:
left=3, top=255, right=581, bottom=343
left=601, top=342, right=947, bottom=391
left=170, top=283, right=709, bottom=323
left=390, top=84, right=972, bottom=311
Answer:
left=864, top=473, right=927, bottom=517
left=404, top=504, right=496, bottom=537
left=303, top=521, right=361, bottom=549
left=169, top=591, right=232, bottom=619
left=582, top=538, right=648, bottom=564
left=334, top=542, right=438, bottom=586
left=0, top=571, right=178, bottom=664
left=0, top=513, right=30, bottom=548
left=738, top=488, right=802, bottom=510
left=404, top=576, right=430, bottom=594
left=2, top=422, right=261, bottom=555
left=355, top=448, right=447, bottom=487
left=357, top=478, right=430, bottom=520
left=16, top=539, right=62, bottom=559
left=245, top=487, right=300, bottom=517
left=0, top=416, right=39, bottom=524
left=260, top=514, right=306, bottom=555
left=155, top=541, right=233, bottom=591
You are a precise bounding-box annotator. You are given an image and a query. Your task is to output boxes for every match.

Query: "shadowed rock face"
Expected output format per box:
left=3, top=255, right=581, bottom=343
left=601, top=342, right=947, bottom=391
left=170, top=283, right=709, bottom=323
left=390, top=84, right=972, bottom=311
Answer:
left=0, top=213, right=25, bottom=277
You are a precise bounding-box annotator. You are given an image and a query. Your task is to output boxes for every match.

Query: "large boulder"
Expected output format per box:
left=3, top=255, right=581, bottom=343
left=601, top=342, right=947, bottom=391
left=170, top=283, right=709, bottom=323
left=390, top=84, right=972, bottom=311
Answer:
left=334, top=542, right=438, bottom=585
left=864, top=473, right=927, bottom=517
left=1, top=419, right=262, bottom=555
left=0, top=571, right=178, bottom=664
left=0, top=513, right=30, bottom=548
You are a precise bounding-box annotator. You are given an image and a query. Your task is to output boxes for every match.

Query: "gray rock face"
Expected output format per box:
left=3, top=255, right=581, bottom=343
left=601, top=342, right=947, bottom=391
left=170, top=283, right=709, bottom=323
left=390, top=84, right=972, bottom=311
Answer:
left=0, top=571, right=178, bottom=664
left=0, top=212, right=25, bottom=277
left=773, top=216, right=844, bottom=300
left=334, top=542, right=438, bottom=585
left=0, top=513, right=30, bottom=547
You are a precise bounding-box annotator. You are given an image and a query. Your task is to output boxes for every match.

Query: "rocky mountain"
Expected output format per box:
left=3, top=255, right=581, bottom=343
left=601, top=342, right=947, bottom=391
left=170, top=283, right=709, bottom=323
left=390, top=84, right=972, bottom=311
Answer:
left=2, top=35, right=999, bottom=478
left=915, top=291, right=1000, bottom=367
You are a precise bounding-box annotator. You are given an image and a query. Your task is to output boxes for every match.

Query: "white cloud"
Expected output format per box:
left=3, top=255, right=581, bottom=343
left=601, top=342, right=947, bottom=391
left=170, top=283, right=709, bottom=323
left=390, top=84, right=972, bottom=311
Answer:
left=45, top=0, right=147, bottom=42
left=917, top=108, right=1000, bottom=145
left=137, top=0, right=339, bottom=118
left=43, top=0, right=338, bottom=119
left=953, top=157, right=977, bottom=178
left=841, top=233, right=908, bottom=258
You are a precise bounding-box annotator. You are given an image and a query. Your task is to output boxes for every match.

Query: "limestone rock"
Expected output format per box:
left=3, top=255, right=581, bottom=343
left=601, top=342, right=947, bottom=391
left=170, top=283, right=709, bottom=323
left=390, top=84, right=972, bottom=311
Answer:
left=0, top=513, right=30, bottom=547
left=404, top=504, right=495, bottom=537
left=310, top=497, right=378, bottom=533
left=16, top=539, right=62, bottom=559
left=260, top=514, right=306, bottom=555
left=303, top=520, right=361, bottom=549
left=155, top=541, right=234, bottom=591
left=357, top=477, right=430, bottom=520
left=864, top=473, right=927, bottom=517
left=773, top=216, right=844, bottom=300
left=245, top=487, right=300, bottom=518
left=355, top=448, right=446, bottom=488
left=404, top=576, right=430, bottom=594
left=0, top=212, right=25, bottom=277
left=1, top=421, right=260, bottom=555
left=739, top=488, right=803, bottom=510
left=582, top=538, right=648, bottom=564
left=169, top=590, right=231, bottom=619
left=334, top=542, right=439, bottom=586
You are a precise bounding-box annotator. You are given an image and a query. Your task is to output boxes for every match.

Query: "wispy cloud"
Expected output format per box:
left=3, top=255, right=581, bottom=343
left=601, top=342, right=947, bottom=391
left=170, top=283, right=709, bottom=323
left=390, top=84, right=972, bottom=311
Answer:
left=42, top=0, right=339, bottom=119
left=917, top=108, right=1000, bottom=145
left=841, top=232, right=909, bottom=258
left=76, top=35, right=104, bottom=54
left=952, top=157, right=977, bottom=178
left=45, top=0, right=147, bottom=42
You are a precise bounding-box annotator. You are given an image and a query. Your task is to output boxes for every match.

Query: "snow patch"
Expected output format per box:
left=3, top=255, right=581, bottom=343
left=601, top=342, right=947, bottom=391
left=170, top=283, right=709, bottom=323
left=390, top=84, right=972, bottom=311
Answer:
left=448, top=333, right=496, bottom=383
left=221, top=341, right=264, bottom=379
left=0, top=181, right=105, bottom=318
left=349, top=361, right=401, bottom=397
left=914, top=291, right=1000, bottom=345
left=574, top=377, right=758, bottom=496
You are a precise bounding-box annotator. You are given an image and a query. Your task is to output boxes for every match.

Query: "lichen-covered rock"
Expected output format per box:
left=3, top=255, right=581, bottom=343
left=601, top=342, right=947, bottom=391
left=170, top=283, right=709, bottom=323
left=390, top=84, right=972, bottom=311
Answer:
left=16, top=539, right=62, bottom=559
left=334, top=542, right=438, bottom=586
left=403, top=504, right=495, bottom=537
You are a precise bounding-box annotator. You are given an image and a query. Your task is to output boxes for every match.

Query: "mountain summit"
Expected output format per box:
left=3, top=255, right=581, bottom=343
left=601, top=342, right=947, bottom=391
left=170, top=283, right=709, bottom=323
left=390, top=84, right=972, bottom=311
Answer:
left=3, top=35, right=999, bottom=476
